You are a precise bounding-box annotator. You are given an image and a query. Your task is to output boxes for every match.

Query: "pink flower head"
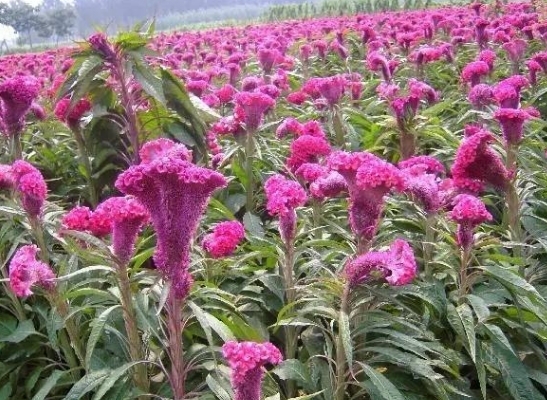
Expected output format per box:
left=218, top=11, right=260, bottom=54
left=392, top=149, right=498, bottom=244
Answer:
left=88, top=32, right=117, bottom=61
left=451, top=128, right=509, bottom=191
left=187, top=80, right=209, bottom=97
left=467, top=84, right=493, bottom=109
left=366, top=51, right=392, bottom=82
left=492, top=83, right=519, bottom=109
left=399, top=155, right=445, bottom=175
left=287, top=91, right=307, bottom=105
left=0, top=164, right=14, bottom=190
left=258, top=47, right=281, bottom=74
left=503, top=39, right=527, bottom=64
left=202, top=220, right=245, bottom=258
left=287, top=135, right=331, bottom=172
left=310, top=171, right=347, bottom=200
left=93, top=196, right=150, bottom=264
left=376, top=83, right=400, bottom=100
left=241, top=76, right=264, bottom=92
left=215, top=84, right=237, bottom=104
left=276, top=118, right=303, bottom=139
left=234, top=92, right=275, bottom=132
left=461, top=61, right=490, bottom=87
left=0, top=75, right=41, bottom=136
left=408, top=79, right=439, bottom=104
left=115, top=138, right=227, bottom=299
left=222, top=341, right=283, bottom=400
left=11, top=160, right=47, bottom=217
left=526, top=60, right=542, bottom=86
left=264, top=174, right=307, bottom=243
left=450, top=194, right=492, bottom=249
left=62, top=206, right=93, bottom=232
left=344, top=239, right=417, bottom=287
left=54, top=98, right=92, bottom=129
left=316, top=75, right=346, bottom=107
left=478, top=49, right=496, bottom=72
left=295, top=163, right=328, bottom=184
left=494, top=108, right=532, bottom=145
left=531, top=52, right=547, bottom=73
left=9, top=245, right=55, bottom=297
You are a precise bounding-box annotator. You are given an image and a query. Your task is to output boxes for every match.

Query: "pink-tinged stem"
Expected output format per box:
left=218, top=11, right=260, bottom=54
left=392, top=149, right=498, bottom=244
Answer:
left=400, top=130, right=416, bottom=160
left=335, top=284, right=350, bottom=400
left=166, top=291, right=185, bottom=400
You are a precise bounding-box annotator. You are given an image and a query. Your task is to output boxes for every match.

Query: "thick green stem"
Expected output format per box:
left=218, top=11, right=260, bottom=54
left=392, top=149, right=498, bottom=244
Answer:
left=424, top=214, right=436, bottom=278
left=53, top=293, right=85, bottom=369
left=73, top=127, right=99, bottom=207
left=400, top=130, right=416, bottom=160
left=166, top=292, right=185, bottom=400
left=312, top=200, right=322, bottom=240
left=335, top=284, right=350, bottom=400
left=505, top=144, right=523, bottom=267
left=458, top=247, right=472, bottom=305
left=30, top=217, right=49, bottom=264
left=10, top=133, right=23, bottom=161
left=332, top=108, right=346, bottom=149
left=116, top=263, right=149, bottom=396
left=245, top=131, right=255, bottom=213
left=283, top=239, right=297, bottom=398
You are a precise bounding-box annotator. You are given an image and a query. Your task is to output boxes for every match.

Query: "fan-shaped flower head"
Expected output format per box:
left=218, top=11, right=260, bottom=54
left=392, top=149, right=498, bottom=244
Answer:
left=450, top=194, right=492, bottom=249
left=408, top=79, right=439, bottom=104
left=461, top=61, right=490, bottom=87
left=215, top=84, right=237, bottom=104
left=451, top=128, right=509, bottom=191
left=344, top=239, right=417, bottom=287
left=328, top=151, right=405, bottom=245
left=478, top=49, right=496, bottom=72
left=287, top=91, right=307, bottom=105
left=11, top=160, right=47, bottom=218
left=494, top=108, right=533, bottom=145
left=295, top=163, right=328, bottom=184
left=287, top=135, right=331, bottom=172
left=115, top=138, right=227, bottom=299
left=234, top=92, right=275, bottom=132
left=526, top=60, right=542, bottom=86
left=0, top=75, right=41, bottom=136
left=467, top=84, right=493, bottom=109
left=310, top=171, right=347, bottom=200
left=399, top=156, right=445, bottom=175
left=400, top=156, right=445, bottom=214
left=54, top=98, right=92, bottom=129
left=9, top=245, right=55, bottom=298
left=264, top=174, right=307, bottom=243
left=258, top=47, right=281, bottom=75
left=366, top=51, right=392, bottom=82
left=222, top=341, right=283, bottom=400
left=276, top=118, right=303, bottom=139
left=93, top=196, right=150, bottom=264
left=503, top=39, right=527, bottom=64
left=62, top=206, right=93, bottom=232
left=316, top=75, right=346, bottom=107
left=88, top=32, right=117, bottom=61
left=202, top=220, right=245, bottom=258
left=0, top=164, right=14, bottom=190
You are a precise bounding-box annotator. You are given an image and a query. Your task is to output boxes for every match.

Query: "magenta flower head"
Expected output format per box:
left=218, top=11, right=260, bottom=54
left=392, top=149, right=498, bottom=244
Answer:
left=93, top=196, right=150, bottom=264
left=0, top=75, right=41, bottom=136
left=467, top=84, right=493, bottom=109
left=54, top=98, right=92, bottom=129
left=276, top=118, right=303, bottom=139
left=202, top=220, right=245, bottom=259
left=115, top=138, right=227, bottom=299
left=234, top=92, right=275, bottom=132
left=461, top=61, right=490, bottom=87
left=503, top=39, right=527, bottom=64
left=257, top=47, right=281, bottom=75
left=88, top=32, right=117, bottom=61
left=344, top=239, right=417, bottom=288
left=366, top=51, right=392, bottom=82
left=222, top=341, right=283, bottom=400
left=316, top=75, right=346, bottom=107
left=264, top=174, right=307, bottom=243
left=310, top=171, right=347, bottom=200
left=287, top=135, right=331, bottom=173
left=494, top=108, right=533, bottom=146
left=526, top=60, right=542, bottom=86
left=9, top=245, right=55, bottom=298
left=0, top=164, right=14, bottom=190
left=11, top=160, right=47, bottom=218
left=62, top=206, right=93, bottom=232
left=328, top=151, right=405, bottom=246
left=450, top=194, right=492, bottom=249
left=451, top=128, right=509, bottom=191
left=400, top=156, right=445, bottom=214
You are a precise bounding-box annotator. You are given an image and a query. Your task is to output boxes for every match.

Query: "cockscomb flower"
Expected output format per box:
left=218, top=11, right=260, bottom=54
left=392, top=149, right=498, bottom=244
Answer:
left=344, top=239, right=417, bottom=287
left=450, top=194, right=492, bottom=249
left=240, top=76, right=264, bottom=92
left=54, top=98, right=92, bottom=129
left=93, top=196, right=150, bottom=264
left=287, top=91, right=307, bottom=105
left=451, top=129, right=509, bottom=191
left=264, top=174, right=307, bottom=243
left=115, top=138, right=227, bottom=299
left=9, top=245, right=55, bottom=298
left=215, top=84, right=237, bottom=104
left=276, top=118, right=303, bottom=139
left=0, top=164, right=14, bottom=190
left=310, top=171, right=347, bottom=200
left=234, top=92, right=275, bottom=132
left=202, top=220, right=245, bottom=258
left=295, top=163, right=328, bottom=184
left=222, top=341, right=283, bottom=400
left=366, top=51, right=392, bottom=82
left=62, top=206, right=93, bottom=232
left=467, top=84, right=493, bottom=109
left=287, top=135, right=331, bottom=172
left=503, top=39, right=527, bottom=64
left=11, top=160, right=47, bottom=218
left=399, top=155, right=445, bottom=175
left=531, top=52, right=547, bottom=73
left=258, top=47, right=281, bottom=75
left=461, top=61, right=490, bottom=87
left=477, top=49, right=496, bottom=72
left=526, top=60, right=542, bottom=86
left=316, top=75, right=346, bottom=107
left=494, top=108, right=533, bottom=145
left=0, top=75, right=41, bottom=136
left=408, top=79, right=439, bottom=104
left=88, top=32, right=117, bottom=61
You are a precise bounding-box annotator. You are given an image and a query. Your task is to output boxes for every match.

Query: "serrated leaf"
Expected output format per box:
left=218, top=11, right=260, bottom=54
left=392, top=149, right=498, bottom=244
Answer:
left=63, top=369, right=111, bottom=400
left=0, top=320, right=37, bottom=343
left=85, top=306, right=121, bottom=369
left=273, top=359, right=310, bottom=384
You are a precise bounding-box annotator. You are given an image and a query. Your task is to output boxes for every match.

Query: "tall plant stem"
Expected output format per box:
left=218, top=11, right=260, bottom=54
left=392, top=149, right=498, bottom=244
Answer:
left=30, top=216, right=49, bottom=264
left=335, top=284, right=350, bottom=400
left=52, top=293, right=86, bottom=369
left=10, top=133, right=23, bottom=161
left=283, top=239, right=297, bottom=398
left=505, top=143, right=523, bottom=266
left=332, top=108, right=345, bottom=149
left=116, top=262, right=149, bottom=396
left=166, top=291, right=185, bottom=400
left=400, top=130, right=416, bottom=160
left=72, top=127, right=98, bottom=207
left=424, top=214, right=436, bottom=277
left=245, top=131, right=255, bottom=213
left=457, top=247, right=472, bottom=305
left=312, top=200, right=322, bottom=239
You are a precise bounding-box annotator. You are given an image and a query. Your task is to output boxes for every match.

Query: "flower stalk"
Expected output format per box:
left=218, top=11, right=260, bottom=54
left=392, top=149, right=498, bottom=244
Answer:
left=166, top=292, right=185, bottom=400
left=72, top=127, right=99, bottom=207
left=335, top=284, right=350, bottom=400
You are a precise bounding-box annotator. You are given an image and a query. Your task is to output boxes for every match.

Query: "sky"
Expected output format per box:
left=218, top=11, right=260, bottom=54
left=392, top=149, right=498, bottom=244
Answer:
left=0, top=0, right=44, bottom=42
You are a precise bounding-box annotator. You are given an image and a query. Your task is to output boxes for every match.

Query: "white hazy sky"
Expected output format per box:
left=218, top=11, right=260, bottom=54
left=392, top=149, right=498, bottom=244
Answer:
left=0, top=0, right=46, bottom=41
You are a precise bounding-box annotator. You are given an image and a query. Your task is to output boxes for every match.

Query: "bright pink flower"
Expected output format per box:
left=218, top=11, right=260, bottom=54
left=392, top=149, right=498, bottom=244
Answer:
left=215, top=84, right=237, bottom=104
left=450, top=194, right=492, bottom=249
left=9, top=245, right=55, bottom=297
left=202, top=220, right=245, bottom=258
left=494, top=108, right=533, bottom=145
left=276, top=118, right=303, bottom=139
left=115, top=139, right=227, bottom=299
left=0, top=76, right=41, bottom=136
left=366, top=51, right=392, bottom=82
left=451, top=129, right=509, bottom=191
left=11, top=160, right=47, bottom=217
left=467, top=84, right=493, bottom=109
left=62, top=206, right=93, bottom=232
left=526, top=60, right=542, bottom=86
left=345, top=239, right=417, bottom=287
left=287, top=91, right=307, bottom=105
left=503, top=39, right=527, bottom=64
left=295, top=163, right=328, bottom=184
left=241, top=76, right=264, bottom=92
left=54, top=98, right=92, bottom=129
left=316, top=75, right=346, bottom=107
left=258, top=47, right=281, bottom=74
left=408, top=79, right=439, bottom=104
left=88, top=33, right=117, bottom=61
left=399, top=155, right=445, bottom=175
left=186, top=80, right=208, bottom=97
left=287, top=135, right=331, bottom=172
left=222, top=341, right=282, bottom=400
left=461, top=61, right=490, bottom=87
left=477, top=49, right=496, bottom=72
left=234, top=92, right=275, bottom=132
left=0, top=164, right=14, bottom=190
left=310, top=171, right=347, bottom=200
left=257, top=84, right=281, bottom=100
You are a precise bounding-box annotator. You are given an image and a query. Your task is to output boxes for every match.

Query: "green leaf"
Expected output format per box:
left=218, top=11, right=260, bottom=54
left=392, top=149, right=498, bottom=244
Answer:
left=359, top=363, right=406, bottom=400
left=456, top=303, right=476, bottom=362
left=0, top=383, right=11, bottom=400
left=273, top=359, right=311, bottom=384
left=31, top=370, right=66, bottom=400
left=339, top=311, right=353, bottom=371
left=243, top=212, right=265, bottom=239
left=288, top=391, right=325, bottom=400
left=482, top=265, right=541, bottom=298
left=85, top=306, right=121, bottom=370
left=205, top=375, right=231, bottom=400
left=0, top=320, right=37, bottom=343
left=63, top=369, right=111, bottom=400
left=132, top=58, right=166, bottom=105
left=91, top=362, right=141, bottom=400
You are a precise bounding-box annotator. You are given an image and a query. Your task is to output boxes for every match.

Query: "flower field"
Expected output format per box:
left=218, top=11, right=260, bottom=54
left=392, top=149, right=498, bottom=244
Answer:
left=1, top=1, right=547, bottom=399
